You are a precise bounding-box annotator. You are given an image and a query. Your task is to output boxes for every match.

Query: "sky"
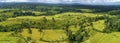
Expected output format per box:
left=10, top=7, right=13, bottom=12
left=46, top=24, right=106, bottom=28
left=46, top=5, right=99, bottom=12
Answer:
left=0, top=0, right=120, bottom=5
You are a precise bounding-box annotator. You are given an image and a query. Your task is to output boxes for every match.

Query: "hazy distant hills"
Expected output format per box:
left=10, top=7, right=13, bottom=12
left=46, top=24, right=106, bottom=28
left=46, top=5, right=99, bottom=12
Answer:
left=0, top=0, right=120, bottom=5
left=0, top=2, right=120, bottom=10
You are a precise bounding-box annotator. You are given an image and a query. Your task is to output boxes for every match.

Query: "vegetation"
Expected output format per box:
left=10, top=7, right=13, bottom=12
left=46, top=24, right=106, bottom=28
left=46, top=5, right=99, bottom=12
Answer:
left=0, top=3, right=120, bottom=43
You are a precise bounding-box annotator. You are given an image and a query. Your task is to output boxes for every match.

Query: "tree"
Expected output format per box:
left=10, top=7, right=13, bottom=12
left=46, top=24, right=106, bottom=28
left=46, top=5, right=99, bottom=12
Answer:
left=42, top=17, right=47, bottom=23
left=13, top=11, right=35, bottom=17
left=14, top=24, right=23, bottom=34
left=108, top=10, right=120, bottom=15
left=22, top=19, right=32, bottom=34
left=0, top=14, right=7, bottom=22
left=103, top=17, right=120, bottom=33
left=37, top=22, right=43, bottom=32
left=52, top=17, right=56, bottom=22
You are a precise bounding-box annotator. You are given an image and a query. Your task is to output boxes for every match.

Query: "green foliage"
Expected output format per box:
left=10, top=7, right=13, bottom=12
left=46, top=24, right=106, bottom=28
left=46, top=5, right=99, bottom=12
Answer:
left=104, top=17, right=120, bottom=33
left=13, top=11, right=35, bottom=17
left=0, top=14, right=7, bottom=22
left=108, top=10, right=120, bottom=15
left=0, top=3, right=120, bottom=43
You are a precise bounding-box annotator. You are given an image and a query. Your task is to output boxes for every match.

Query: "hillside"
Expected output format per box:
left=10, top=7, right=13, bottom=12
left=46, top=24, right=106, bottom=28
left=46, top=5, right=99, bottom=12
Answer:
left=0, top=3, right=120, bottom=43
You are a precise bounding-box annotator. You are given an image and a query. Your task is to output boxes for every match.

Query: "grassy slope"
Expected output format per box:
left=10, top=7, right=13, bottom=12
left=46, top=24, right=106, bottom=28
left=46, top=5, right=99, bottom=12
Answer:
left=0, top=12, right=120, bottom=43
left=83, top=32, right=120, bottom=43
left=83, top=20, right=120, bottom=43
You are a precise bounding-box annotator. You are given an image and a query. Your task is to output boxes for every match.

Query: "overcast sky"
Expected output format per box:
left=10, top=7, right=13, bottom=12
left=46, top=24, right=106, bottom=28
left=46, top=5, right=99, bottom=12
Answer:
left=0, top=0, right=120, bottom=5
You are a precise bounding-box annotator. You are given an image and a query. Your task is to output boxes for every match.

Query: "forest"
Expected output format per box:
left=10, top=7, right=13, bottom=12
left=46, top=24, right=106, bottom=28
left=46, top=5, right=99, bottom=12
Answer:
left=0, top=3, right=120, bottom=43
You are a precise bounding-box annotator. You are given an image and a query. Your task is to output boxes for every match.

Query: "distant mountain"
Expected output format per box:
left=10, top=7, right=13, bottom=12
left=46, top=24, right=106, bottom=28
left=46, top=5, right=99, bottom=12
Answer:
left=0, top=2, right=120, bottom=9
left=0, top=0, right=120, bottom=5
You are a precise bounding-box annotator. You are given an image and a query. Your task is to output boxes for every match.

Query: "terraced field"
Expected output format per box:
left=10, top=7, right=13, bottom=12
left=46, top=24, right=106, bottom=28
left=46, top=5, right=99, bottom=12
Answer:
left=0, top=8, right=120, bottom=43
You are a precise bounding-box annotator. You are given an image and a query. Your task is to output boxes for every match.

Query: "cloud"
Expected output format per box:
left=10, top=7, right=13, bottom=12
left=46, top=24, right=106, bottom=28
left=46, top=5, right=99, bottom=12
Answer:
left=0, top=0, right=120, bottom=5
left=1, top=0, right=28, bottom=2
left=106, top=0, right=120, bottom=2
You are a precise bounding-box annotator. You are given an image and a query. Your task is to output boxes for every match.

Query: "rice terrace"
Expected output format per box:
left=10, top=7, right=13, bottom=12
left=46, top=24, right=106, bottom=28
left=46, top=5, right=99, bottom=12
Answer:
left=0, top=0, right=120, bottom=43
